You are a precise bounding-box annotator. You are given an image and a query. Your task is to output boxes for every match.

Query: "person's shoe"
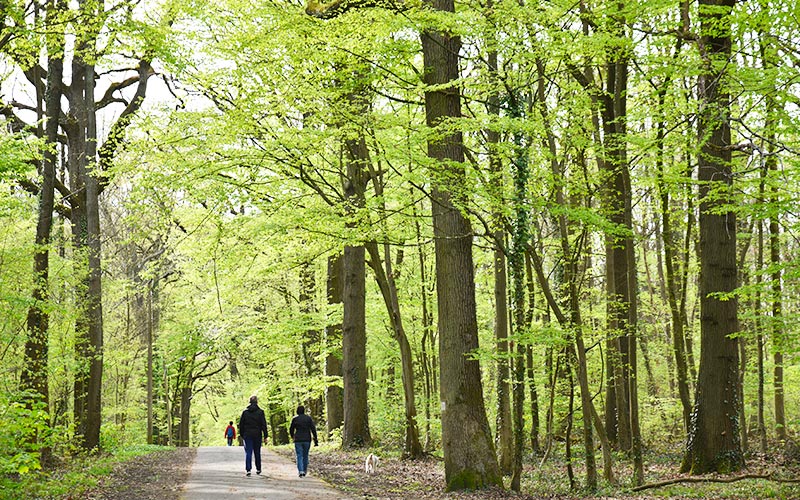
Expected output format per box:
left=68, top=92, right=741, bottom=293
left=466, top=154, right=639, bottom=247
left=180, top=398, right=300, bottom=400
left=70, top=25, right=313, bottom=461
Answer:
left=256, top=470, right=261, bottom=475
left=246, top=471, right=251, bottom=476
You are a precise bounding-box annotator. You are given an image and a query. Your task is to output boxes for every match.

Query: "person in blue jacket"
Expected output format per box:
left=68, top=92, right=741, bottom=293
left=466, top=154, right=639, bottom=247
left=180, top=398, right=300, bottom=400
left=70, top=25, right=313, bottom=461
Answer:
left=289, top=405, right=318, bottom=477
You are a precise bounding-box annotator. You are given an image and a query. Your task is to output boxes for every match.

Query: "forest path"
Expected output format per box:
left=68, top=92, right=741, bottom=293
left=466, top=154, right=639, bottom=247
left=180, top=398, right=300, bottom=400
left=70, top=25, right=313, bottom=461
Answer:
left=180, top=446, right=351, bottom=500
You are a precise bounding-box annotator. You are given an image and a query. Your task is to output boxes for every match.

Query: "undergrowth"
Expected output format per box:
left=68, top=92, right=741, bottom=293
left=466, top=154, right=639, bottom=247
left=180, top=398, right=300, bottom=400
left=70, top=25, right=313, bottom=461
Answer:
left=0, top=444, right=174, bottom=500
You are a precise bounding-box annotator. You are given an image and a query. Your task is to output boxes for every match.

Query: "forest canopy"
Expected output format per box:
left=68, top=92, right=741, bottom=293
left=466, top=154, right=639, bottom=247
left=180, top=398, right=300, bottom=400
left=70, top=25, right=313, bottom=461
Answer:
left=1, top=0, right=799, bottom=494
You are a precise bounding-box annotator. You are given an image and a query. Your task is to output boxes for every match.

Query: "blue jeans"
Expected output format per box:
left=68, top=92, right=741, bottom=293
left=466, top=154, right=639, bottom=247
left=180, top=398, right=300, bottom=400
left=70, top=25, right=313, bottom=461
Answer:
left=243, top=436, right=262, bottom=472
left=294, top=441, right=311, bottom=473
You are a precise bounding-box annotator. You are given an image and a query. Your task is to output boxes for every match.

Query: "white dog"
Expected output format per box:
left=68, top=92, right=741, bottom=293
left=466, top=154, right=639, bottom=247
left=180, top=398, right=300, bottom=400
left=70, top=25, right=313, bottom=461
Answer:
left=364, top=453, right=379, bottom=474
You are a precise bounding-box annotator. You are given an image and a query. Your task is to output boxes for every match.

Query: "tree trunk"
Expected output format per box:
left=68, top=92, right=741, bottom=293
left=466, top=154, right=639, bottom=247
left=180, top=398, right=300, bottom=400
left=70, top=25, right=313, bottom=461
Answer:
left=526, top=346, right=541, bottom=455
left=20, top=39, right=63, bottom=466
left=68, top=30, right=104, bottom=451
left=484, top=29, right=513, bottom=477
left=414, top=201, right=435, bottom=450
left=325, top=254, right=344, bottom=437
left=421, top=0, right=501, bottom=488
left=524, top=254, right=541, bottom=456
left=146, top=292, right=153, bottom=445
left=531, top=60, right=599, bottom=489
left=178, top=382, right=191, bottom=447
left=656, top=63, right=693, bottom=435
left=365, top=241, right=423, bottom=458
left=69, top=54, right=90, bottom=445
left=681, top=0, right=744, bottom=474
left=341, top=244, right=370, bottom=448
left=341, top=129, right=371, bottom=448
left=508, top=94, right=528, bottom=492
left=495, top=240, right=513, bottom=474
left=738, top=334, right=748, bottom=452
left=83, top=57, right=104, bottom=453
left=598, top=17, right=641, bottom=483
left=769, top=156, right=785, bottom=445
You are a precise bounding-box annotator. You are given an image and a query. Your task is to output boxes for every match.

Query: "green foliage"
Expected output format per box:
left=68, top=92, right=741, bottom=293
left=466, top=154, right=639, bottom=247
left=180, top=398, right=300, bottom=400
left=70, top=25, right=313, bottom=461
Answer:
left=0, top=392, right=52, bottom=475
left=0, top=133, right=37, bottom=179
left=3, top=0, right=800, bottom=496
left=0, top=445, right=174, bottom=499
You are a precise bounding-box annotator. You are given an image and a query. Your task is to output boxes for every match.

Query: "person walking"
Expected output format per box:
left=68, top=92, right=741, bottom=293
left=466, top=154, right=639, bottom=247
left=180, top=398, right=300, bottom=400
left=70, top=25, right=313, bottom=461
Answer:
left=224, top=421, right=236, bottom=446
left=238, top=395, right=268, bottom=476
left=289, top=405, right=318, bottom=477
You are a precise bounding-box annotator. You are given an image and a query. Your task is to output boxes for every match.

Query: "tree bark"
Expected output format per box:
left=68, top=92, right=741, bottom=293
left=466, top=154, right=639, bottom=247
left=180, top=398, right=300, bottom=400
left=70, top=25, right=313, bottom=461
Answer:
left=422, top=0, right=501, bottom=488
left=325, top=254, right=344, bottom=437
left=340, top=244, right=371, bottom=449
left=20, top=31, right=63, bottom=466
left=681, top=0, right=744, bottom=474
left=83, top=55, right=104, bottom=453
left=341, top=130, right=371, bottom=448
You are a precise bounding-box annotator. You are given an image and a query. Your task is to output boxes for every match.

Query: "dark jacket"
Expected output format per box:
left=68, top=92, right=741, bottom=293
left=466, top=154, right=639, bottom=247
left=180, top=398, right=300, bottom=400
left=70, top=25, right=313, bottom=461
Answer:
left=290, top=414, right=318, bottom=444
left=238, top=403, right=268, bottom=440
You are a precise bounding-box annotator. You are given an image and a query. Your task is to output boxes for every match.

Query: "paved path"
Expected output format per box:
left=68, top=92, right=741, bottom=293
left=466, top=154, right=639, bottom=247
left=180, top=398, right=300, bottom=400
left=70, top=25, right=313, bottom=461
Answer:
left=181, top=446, right=350, bottom=500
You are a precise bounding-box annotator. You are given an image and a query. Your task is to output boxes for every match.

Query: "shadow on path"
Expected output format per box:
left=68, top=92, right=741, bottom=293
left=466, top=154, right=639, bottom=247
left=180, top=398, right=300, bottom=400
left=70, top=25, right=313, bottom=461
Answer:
left=181, top=446, right=350, bottom=500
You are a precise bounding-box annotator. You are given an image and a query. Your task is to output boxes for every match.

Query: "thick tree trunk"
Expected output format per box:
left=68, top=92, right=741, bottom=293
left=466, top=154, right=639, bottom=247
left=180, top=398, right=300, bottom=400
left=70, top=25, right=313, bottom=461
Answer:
left=69, top=55, right=90, bottom=444
left=599, top=27, right=641, bottom=484
left=681, top=0, right=744, bottom=474
left=21, top=46, right=63, bottom=466
left=341, top=130, right=371, bottom=448
left=325, top=255, right=344, bottom=437
left=68, top=39, right=104, bottom=452
left=83, top=59, right=104, bottom=453
left=421, top=0, right=501, bottom=488
left=341, top=243, right=370, bottom=448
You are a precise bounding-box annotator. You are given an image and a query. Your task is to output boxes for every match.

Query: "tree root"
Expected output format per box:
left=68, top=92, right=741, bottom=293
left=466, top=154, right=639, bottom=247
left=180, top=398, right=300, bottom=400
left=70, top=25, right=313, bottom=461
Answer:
left=632, top=473, right=800, bottom=492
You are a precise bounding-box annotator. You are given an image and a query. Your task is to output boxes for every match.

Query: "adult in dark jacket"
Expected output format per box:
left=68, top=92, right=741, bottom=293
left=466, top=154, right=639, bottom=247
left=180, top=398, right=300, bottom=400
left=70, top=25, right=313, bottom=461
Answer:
left=238, top=395, right=268, bottom=476
left=289, top=405, right=318, bottom=477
